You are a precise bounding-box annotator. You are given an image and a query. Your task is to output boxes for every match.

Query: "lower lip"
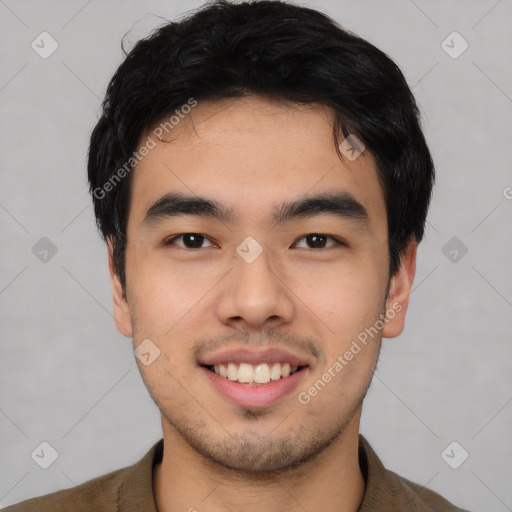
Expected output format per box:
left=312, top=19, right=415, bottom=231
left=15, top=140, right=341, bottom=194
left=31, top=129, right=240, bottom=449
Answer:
left=201, top=366, right=309, bottom=408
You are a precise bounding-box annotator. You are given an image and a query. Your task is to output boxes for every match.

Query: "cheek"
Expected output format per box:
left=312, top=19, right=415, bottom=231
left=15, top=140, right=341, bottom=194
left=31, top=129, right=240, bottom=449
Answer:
left=127, top=248, right=217, bottom=326
left=126, top=251, right=230, bottom=378
left=295, top=267, right=386, bottom=384
left=288, top=259, right=384, bottom=328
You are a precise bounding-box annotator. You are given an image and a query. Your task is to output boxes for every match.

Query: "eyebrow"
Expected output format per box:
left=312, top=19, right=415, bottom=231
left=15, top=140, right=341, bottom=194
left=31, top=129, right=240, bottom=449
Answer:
left=142, top=191, right=369, bottom=229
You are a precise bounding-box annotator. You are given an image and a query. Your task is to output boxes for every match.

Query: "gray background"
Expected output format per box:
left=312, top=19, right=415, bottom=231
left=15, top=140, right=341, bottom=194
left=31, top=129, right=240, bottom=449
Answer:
left=1, top=0, right=511, bottom=510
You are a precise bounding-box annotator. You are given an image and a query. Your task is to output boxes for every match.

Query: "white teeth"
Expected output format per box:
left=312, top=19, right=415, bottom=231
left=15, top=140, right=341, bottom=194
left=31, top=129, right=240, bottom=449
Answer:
left=254, top=363, right=271, bottom=383
left=227, top=363, right=238, bottom=381
left=270, top=362, right=282, bottom=381
left=210, top=361, right=301, bottom=384
left=238, top=363, right=254, bottom=383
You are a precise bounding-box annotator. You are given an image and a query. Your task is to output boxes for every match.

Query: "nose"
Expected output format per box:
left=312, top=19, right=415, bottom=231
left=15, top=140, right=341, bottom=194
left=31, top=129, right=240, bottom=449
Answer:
left=215, top=243, right=295, bottom=331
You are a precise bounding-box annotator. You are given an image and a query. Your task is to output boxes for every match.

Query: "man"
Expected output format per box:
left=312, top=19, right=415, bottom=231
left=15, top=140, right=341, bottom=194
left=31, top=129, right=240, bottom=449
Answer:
left=4, top=1, right=472, bottom=511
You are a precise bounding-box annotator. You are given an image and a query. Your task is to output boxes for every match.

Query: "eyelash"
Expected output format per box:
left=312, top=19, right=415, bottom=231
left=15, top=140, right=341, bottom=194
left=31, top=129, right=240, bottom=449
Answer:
left=163, top=233, right=344, bottom=250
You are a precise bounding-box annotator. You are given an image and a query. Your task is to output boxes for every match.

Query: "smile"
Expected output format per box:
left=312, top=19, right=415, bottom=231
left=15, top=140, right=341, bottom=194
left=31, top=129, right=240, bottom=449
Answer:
left=208, top=362, right=303, bottom=385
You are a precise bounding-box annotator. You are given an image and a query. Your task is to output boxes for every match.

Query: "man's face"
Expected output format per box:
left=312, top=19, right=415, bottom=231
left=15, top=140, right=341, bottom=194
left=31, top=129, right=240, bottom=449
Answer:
left=110, top=96, right=414, bottom=473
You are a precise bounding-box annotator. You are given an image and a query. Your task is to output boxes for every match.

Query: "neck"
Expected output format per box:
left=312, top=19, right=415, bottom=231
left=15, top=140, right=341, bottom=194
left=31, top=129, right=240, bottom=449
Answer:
left=153, top=411, right=365, bottom=512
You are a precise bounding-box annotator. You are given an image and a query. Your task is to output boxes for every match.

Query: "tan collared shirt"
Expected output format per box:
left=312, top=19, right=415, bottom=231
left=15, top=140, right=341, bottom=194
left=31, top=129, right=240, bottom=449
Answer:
left=3, top=434, right=472, bottom=511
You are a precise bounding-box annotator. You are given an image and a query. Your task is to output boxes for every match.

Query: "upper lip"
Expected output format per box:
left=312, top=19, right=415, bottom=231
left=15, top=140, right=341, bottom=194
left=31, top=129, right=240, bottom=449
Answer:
left=198, top=347, right=312, bottom=367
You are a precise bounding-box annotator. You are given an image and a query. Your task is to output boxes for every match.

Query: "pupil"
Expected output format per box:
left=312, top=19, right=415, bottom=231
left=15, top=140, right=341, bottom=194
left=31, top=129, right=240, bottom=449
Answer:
left=184, top=234, right=204, bottom=248
left=308, top=234, right=326, bottom=248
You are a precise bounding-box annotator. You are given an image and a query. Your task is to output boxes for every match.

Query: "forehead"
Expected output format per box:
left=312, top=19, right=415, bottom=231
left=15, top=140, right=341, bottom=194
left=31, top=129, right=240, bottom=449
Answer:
left=128, top=96, right=386, bottom=234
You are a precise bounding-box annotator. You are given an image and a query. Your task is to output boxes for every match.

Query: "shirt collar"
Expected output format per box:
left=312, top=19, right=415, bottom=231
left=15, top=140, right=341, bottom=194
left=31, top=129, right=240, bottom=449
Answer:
left=357, top=433, right=396, bottom=510
left=119, top=438, right=163, bottom=512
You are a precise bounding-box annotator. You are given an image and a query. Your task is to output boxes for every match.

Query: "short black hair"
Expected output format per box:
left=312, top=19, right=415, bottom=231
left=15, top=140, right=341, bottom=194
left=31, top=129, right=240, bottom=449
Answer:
left=87, top=0, right=435, bottom=296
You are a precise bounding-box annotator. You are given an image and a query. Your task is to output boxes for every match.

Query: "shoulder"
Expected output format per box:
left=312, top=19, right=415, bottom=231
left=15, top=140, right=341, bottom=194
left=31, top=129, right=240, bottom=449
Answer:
left=1, top=466, right=127, bottom=512
left=358, top=434, right=473, bottom=512
left=386, top=469, right=473, bottom=512
left=1, top=439, right=163, bottom=512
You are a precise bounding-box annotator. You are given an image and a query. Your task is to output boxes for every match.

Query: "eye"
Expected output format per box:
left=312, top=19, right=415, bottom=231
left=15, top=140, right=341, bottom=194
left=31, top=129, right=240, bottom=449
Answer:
left=163, top=233, right=215, bottom=249
left=292, top=234, right=341, bottom=249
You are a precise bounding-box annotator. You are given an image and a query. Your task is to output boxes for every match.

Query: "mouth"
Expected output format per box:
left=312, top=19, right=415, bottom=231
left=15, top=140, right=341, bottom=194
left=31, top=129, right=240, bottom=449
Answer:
left=199, top=362, right=310, bottom=408
left=202, top=362, right=307, bottom=385
left=197, top=347, right=313, bottom=407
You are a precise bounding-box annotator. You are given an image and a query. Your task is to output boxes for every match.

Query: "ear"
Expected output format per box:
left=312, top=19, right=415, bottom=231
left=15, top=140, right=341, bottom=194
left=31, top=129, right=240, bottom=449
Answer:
left=107, top=238, right=133, bottom=338
left=382, top=238, right=417, bottom=338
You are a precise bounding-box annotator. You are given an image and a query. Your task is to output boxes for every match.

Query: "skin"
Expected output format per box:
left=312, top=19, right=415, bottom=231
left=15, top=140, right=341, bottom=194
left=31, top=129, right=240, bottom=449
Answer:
left=108, top=96, right=417, bottom=512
